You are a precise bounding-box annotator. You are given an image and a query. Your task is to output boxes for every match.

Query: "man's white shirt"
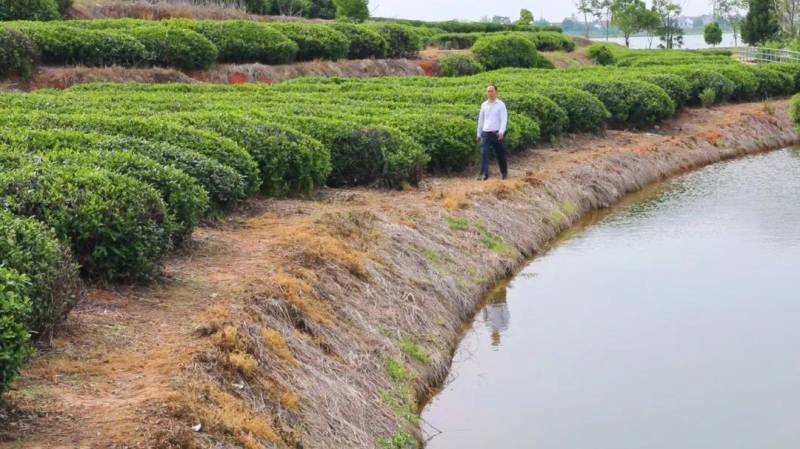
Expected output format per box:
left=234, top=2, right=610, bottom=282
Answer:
left=477, top=99, right=508, bottom=138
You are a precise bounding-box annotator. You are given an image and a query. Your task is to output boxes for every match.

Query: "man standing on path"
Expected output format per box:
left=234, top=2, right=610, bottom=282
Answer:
left=477, top=84, right=508, bottom=181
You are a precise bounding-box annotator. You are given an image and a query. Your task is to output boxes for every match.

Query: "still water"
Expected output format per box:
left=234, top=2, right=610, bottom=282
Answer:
left=598, top=32, right=741, bottom=49
left=422, top=149, right=800, bottom=449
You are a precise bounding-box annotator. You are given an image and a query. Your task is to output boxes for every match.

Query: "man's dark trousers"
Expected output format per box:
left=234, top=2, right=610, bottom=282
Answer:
left=480, top=130, right=507, bottom=179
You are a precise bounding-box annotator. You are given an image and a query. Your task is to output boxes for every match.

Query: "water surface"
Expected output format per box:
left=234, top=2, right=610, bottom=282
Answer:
left=422, top=149, right=800, bottom=449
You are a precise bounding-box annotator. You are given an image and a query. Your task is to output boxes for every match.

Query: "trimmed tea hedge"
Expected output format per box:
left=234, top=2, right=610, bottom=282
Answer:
left=173, top=20, right=298, bottom=64
left=127, top=26, right=218, bottom=70
left=437, top=53, right=484, bottom=77
left=0, top=266, right=31, bottom=397
left=0, top=0, right=60, bottom=21
left=0, top=27, right=38, bottom=79
left=0, top=209, right=81, bottom=337
left=330, top=22, right=388, bottom=59
left=9, top=23, right=147, bottom=66
left=0, top=162, right=173, bottom=280
left=368, top=23, right=422, bottom=58
left=268, top=23, right=349, bottom=61
left=472, top=35, right=552, bottom=70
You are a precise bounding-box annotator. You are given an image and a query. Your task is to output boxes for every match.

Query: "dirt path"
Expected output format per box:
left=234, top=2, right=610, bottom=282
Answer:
left=0, top=100, right=794, bottom=449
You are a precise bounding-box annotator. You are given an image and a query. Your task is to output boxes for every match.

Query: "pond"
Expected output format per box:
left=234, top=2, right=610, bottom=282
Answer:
left=422, top=148, right=800, bottom=449
left=596, top=32, right=741, bottom=49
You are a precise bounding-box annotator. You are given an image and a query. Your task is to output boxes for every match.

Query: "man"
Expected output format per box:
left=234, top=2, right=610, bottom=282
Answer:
left=476, top=84, right=508, bottom=181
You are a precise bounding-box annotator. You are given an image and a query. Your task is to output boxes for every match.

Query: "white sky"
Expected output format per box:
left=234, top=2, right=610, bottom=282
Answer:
left=370, top=0, right=712, bottom=22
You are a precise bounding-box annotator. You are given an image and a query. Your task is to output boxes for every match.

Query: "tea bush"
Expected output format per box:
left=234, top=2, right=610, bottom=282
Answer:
left=0, top=162, right=173, bottom=280
left=268, top=23, right=350, bottom=61
left=330, top=23, right=387, bottom=59
left=0, top=266, right=31, bottom=397
left=437, top=53, right=484, bottom=77
left=0, top=210, right=81, bottom=337
left=172, top=20, right=297, bottom=64
left=0, top=28, right=39, bottom=80
left=127, top=26, right=218, bottom=70
left=472, top=35, right=550, bottom=70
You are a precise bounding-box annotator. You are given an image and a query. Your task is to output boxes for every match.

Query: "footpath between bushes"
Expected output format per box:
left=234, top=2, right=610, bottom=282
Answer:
left=1, top=100, right=797, bottom=449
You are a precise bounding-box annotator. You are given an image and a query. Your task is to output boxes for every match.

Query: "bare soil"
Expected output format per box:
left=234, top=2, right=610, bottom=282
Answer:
left=1, top=100, right=796, bottom=449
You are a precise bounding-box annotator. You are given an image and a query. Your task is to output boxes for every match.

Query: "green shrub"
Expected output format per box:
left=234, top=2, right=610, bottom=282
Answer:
left=172, top=20, right=297, bottom=64
left=586, top=44, right=615, bottom=65
left=790, top=93, right=800, bottom=126
left=0, top=162, right=173, bottom=280
left=39, top=148, right=209, bottom=240
left=746, top=66, right=794, bottom=98
left=0, top=27, right=39, bottom=80
left=0, top=126, right=245, bottom=209
left=0, top=210, right=81, bottom=337
left=127, top=26, right=218, bottom=70
left=767, top=63, right=800, bottom=91
left=430, top=33, right=478, bottom=50
left=368, top=23, right=422, bottom=58
left=245, top=0, right=271, bottom=14
left=0, top=0, right=59, bottom=20
left=638, top=74, right=691, bottom=109
left=268, top=23, right=350, bottom=61
left=55, top=0, right=72, bottom=15
left=538, top=86, right=610, bottom=132
left=0, top=112, right=261, bottom=195
left=263, top=114, right=428, bottom=187
left=471, top=35, right=546, bottom=70
left=170, top=113, right=331, bottom=196
left=699, top=87, right=716, bottom=107
left=437, top=53, right=484, bottom=77
left=671, top=67, right=736, bottom=105
left=0, top=267, right=31, bottom=397
left=329, top=23, right=387, bottom=59
left=578, top=79, right=674, bottom=127
left=385, top=113, right=476, bottom=172
left=526, top=31, right=575, bottom=52
left=503, top=112, right=540, bottom=152
left=503, top=92, right=569, bottom=139
left=11, top=24, right=147, bottom=66
left=715, top=66, right=758, bottom=101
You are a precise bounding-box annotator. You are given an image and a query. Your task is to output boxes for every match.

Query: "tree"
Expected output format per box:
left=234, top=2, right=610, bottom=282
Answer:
left=641, top=8, right=661, bottom=48
left=333, top=0, right=368, bottom=21
left=704, top=21, right=723, bottom=46
left=652, top=0, right=683, bottom=48
left=741, top=0, right=779, bottom=44
left=272, top=0, right=311, bottom=16
left=713, top=0, right=746, bottom=45
left=610, top=0, right=649, bottom=47
left=575, top=0, right=594, bottom=37
left=516, top=8, right=534, bottom=25
left=592, top=0, right=613, bottom=40
left=774, top=0, right=800, bottom=38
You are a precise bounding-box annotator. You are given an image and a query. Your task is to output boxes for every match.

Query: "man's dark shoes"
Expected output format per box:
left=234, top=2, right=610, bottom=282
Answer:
left=501, top=173, right=508, bottom=180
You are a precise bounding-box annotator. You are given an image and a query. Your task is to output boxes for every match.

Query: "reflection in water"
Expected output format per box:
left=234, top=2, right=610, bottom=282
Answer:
left=422, top=149, right=800, bottom=449
left=482, top=287, right=510, bottom=347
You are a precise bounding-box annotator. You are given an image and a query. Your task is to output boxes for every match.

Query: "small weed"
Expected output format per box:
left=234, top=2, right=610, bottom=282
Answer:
left=560, top=201, right=577, bottom=216
left=475, top=223, right=511, bottom=254
left=399, top=336, right=429, bottom=365
left=385, top=356, right=408, bottom=383
left=377, top=432, right=417, bottom=449
left=421, top=248, right=442, bottom=265
left=700, top=88, right=716, bottom=108
left=445, top=216, right=470, bottom=231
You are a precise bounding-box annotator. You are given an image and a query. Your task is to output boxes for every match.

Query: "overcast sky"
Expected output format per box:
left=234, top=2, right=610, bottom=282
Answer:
left=371, top=0, right=712, bottom=22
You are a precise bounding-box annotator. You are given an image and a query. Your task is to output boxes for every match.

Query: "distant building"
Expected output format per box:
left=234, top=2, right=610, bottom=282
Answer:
left=491, top=15, right=511, bottom=25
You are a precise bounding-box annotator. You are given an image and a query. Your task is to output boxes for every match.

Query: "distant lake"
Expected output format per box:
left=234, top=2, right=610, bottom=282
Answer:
left=593, top=32, right=741, bottom=49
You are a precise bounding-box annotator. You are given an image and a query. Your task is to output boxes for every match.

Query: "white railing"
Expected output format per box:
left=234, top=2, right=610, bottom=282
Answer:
left=735, top=47, right=800, bottom=64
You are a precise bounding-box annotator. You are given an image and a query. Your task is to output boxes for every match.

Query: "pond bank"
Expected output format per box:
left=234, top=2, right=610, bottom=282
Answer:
left=2, top=100, right=797, bottom=449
